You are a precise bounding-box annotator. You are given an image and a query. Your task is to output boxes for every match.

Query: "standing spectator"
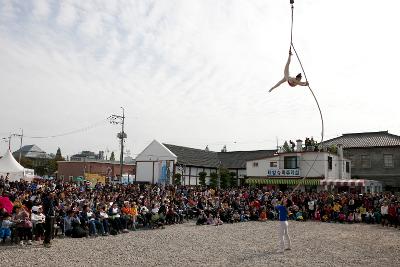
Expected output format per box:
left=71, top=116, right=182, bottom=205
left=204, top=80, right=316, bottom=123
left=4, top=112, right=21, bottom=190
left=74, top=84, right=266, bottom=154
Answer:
left=42, top=190, right=56, bottom=248
left=381, top=202, right=389, bottom=227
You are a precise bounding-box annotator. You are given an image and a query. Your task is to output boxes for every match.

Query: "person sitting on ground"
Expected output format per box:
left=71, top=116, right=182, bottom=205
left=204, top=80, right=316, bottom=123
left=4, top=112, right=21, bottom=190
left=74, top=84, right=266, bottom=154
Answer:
left=0, top=213, right=13, bottom=243
left=196, top=210, right=207, bottom=225
left=269, top=49, right=309, bottom=93
left=214, top=212, right=223, bottom=226
left=232, top=210, right=240, bottom=223
left=347, top=212, right=354, bottom=223
left=259, top=208, right=267, bottom=222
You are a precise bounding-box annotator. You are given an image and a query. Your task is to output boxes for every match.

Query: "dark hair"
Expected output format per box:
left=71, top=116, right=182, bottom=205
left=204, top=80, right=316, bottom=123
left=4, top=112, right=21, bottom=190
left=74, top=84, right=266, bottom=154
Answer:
left=296, top=73, right=302, bottom=79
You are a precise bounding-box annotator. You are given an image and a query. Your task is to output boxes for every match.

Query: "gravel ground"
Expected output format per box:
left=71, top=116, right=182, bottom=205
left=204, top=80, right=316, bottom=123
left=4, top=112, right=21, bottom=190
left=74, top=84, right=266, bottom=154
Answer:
left=0, top=221, right=399, bottom=267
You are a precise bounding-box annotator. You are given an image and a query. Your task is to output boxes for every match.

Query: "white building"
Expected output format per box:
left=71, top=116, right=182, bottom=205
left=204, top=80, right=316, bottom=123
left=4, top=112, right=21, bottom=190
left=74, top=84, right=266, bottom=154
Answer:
left=135, top=140, right=177, bottom=184
left=246, top=141, right=352, bottom=191
left=135, top=140, right=275, bottom=185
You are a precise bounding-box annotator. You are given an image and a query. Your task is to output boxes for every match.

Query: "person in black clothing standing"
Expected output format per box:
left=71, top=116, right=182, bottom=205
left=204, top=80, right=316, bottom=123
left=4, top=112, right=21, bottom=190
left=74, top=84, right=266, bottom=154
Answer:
left=42, top=190, right=56, bottom=248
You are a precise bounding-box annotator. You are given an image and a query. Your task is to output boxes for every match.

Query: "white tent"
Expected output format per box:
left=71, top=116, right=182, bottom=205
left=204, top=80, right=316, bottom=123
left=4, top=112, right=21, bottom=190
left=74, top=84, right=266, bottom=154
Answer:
left=0, top=149, right=32, bottom=181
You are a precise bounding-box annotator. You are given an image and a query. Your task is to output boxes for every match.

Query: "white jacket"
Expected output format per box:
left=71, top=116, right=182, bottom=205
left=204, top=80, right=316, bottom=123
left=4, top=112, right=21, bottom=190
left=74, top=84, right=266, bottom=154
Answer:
left=31, top=213, right=46, bottom=224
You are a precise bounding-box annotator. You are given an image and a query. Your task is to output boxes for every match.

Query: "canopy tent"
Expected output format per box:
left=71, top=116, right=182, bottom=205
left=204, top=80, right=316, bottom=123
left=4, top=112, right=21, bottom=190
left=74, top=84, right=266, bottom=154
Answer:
left=320, top=179, right=365, bottom=187
left=246, top=178, right=321, bottom=186
left=0, top=149, right=32, bottom=181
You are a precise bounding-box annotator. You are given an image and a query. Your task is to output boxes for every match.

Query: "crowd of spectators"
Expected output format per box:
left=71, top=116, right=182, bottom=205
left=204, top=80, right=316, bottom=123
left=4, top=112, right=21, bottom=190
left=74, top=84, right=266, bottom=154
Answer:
left=1, top=174, right=399, bottom=247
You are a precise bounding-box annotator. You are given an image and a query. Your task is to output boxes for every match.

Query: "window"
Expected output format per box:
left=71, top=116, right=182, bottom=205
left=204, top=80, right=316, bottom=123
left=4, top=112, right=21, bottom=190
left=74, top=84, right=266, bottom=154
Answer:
left=328, top=156, right=332, bottom=170
left=346, top=162, right=350, bottom=173
left=361, top=155, right=371, bottom=168
left=383, top=154, right=394, bottom=168
left=253, top=162, right=259, bottom=167
left=348, top=156, right=356, bottom=168
left=284, top=156, right=298, bottom=169
left=270, top=161, right=278, bottom=168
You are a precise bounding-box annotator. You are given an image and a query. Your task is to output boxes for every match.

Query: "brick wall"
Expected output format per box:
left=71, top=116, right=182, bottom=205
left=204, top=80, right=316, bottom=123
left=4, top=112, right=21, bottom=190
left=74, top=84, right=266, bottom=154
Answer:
left=58, top=161, right=135, bottom=182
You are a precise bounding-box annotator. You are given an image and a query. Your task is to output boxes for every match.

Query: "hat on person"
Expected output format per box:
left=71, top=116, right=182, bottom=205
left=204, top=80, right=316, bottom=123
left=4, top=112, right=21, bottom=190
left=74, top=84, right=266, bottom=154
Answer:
left=32, top=206, right=39, bottom=212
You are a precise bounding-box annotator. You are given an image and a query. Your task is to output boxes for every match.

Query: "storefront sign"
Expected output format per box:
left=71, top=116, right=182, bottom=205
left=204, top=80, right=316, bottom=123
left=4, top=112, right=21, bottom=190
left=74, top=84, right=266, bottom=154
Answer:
left=267, top=169, right=300, bottom=177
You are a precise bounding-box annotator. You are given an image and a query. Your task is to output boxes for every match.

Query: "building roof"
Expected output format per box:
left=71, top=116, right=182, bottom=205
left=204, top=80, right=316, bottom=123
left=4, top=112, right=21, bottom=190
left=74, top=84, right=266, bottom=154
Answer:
left=13, top=145, right=49, bottom=159
left=323, top=131, right=400, bottom=148
left=163, top=144, right=220, bottom=168
left=163, top=144, right=276, bottom=169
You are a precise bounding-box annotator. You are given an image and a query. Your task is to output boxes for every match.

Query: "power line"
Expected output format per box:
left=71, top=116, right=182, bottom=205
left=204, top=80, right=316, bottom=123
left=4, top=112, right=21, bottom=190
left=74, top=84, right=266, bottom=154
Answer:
left=23, top=118, right=109, bottom=139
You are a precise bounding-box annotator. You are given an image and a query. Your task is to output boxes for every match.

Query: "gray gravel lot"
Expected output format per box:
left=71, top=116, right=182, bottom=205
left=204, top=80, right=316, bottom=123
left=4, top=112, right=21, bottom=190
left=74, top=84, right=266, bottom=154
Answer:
left=1, top=221, right=399, bottom=267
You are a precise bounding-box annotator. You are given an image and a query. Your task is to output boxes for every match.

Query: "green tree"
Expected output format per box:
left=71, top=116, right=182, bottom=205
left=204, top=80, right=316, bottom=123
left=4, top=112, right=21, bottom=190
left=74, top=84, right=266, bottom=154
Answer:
left=173, top=173, right=182, bottom=185
left=19, top=156, right=34, bottom=169
left=229, top=171, right=237, bottom=187
left=55, top=147, right=64, bottom=161
left=198, top=171, right=207, bottom=186
left=48, top=147, right=65, bottom=175
left=110, top=151, right=115, bottom=161
left=209, top=172, right=218, bottom=188
left=282, top=141, right=291, bottom=152
left=219, top=168, right=230, bottom=189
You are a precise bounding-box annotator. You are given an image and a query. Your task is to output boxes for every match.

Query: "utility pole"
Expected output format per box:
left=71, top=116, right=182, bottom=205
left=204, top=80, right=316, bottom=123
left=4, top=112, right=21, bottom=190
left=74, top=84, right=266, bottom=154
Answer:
left=109, top=107, right=126, bottom=182
left=19, top=129, right=23, bottom=163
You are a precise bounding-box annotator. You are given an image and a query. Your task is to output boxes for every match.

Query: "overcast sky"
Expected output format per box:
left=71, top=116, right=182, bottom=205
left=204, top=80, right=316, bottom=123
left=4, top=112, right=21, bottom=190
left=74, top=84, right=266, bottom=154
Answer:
left=1, top=0, right=399, bottom=159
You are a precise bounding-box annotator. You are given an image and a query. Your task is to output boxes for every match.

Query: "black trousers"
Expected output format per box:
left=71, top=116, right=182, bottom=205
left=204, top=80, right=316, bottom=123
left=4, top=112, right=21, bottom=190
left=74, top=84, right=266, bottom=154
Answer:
left=44, top=217, right=55, bottom=244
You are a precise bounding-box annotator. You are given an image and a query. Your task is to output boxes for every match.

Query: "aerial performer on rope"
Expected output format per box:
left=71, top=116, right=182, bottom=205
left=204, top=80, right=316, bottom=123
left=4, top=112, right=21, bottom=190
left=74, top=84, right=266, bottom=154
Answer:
left=267, top=0, right=325, bottom=253
left=268, top=48, right=309, bottom=93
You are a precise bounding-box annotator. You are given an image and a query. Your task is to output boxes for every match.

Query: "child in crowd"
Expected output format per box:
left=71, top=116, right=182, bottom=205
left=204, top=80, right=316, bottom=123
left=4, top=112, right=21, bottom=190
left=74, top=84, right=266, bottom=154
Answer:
left=232, top=211, right=240, bottom=223
left=347, top=212, right=354, bottom=223
left=206, top=213, right=214, bottom=225
left=314, top=210, right=321, bottom=221
left=214, top=212, right=223, bottom=226
left=365, top=209, right=375, bottom=224
left=31, top=205, right=46, bottom=241
left=0, top=214, right=13, bottom=243
left=354, top=209, right=362, bottom=223
left=259, top=208, right=267, bottom=222
left=338, top=212, right=346, bottom=223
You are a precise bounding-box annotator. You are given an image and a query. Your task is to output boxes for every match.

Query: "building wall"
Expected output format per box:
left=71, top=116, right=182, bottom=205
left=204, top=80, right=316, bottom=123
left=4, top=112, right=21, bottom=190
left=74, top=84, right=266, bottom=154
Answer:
left=344, top=147, right=400, bottom=188
left=58, top=161, right=135, bottom=182
left=246, top=152, right=351, bottom=179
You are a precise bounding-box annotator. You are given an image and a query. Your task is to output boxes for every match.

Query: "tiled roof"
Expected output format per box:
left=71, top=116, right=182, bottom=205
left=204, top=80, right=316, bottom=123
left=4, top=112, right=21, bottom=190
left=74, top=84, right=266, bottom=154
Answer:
left=13, top=145, right=49, bottom=159
left=323, top=131, right=400, bottom=148
left=163, top=144, right=276, bottom=169
left=163, top=144, right=220, bottom=168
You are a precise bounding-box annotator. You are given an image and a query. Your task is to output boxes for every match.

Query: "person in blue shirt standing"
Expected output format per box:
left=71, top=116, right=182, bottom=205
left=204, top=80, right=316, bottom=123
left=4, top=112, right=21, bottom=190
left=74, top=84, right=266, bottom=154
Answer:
left=275, top=199, right=292, bottom=253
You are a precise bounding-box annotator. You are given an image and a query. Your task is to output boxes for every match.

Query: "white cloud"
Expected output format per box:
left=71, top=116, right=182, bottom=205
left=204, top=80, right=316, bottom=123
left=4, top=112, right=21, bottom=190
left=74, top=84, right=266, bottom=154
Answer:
left=0, top=0, right=400, bottom=156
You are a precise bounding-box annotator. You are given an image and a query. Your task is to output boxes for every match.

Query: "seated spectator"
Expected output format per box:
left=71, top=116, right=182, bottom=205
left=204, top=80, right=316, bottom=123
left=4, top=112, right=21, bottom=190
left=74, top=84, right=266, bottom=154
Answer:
left=295, top=211, right=304, bottom=221
left=338, top=212, right=346, bottom=223
left=14, top=206, right=33, bottom=245
left=354, top=209, right=362, bottom=223
left=259, top=208, right=267, bottom=222
left=0, top=213, right=13, bottom=243
left=232, top=211, right=240, bottom=223
left=81, top=205, right=105, bottom=237
left=206, top=213, right=214, bottom=225
left=373, top=209, right=381, bottom=224
left=98, top=206, right=110, bottom=234
left=214, top=212, right=223, bottom=226
left=365, top=209, right=374, bottom=224
left=31, top=205, right=45, bottom=241
left=196, top=210, right=207, bottom=225
left=347, top=212, right=354, bottom=223
left=108, top=203, right=128, bottom=233
left=314, top=210, right=321, bottom=221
